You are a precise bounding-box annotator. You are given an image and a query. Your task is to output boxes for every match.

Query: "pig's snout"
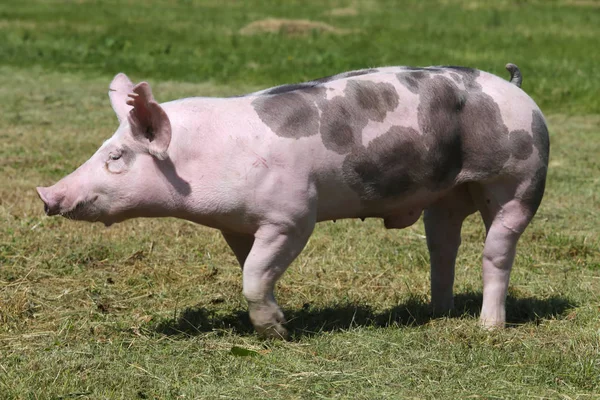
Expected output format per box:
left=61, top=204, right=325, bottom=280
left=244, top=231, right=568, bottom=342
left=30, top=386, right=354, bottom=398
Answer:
left=36, top=186, right=64, bottom=216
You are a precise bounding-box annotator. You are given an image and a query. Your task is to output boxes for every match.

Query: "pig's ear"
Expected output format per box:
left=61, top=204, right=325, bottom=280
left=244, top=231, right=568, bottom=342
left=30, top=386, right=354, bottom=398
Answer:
left=109, top=73, right=135, bottom=123
left=126, top=82, right=172, bottom=160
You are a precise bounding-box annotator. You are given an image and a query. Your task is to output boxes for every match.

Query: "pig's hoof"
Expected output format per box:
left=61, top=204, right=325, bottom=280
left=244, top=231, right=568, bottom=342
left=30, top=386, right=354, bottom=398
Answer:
left=250, top=306, right=289, bottom=340
left=431, top=300, right=454, bottom=316
left=479, top=317, right=506, bottom=330
left=257, top=322, right=289, bottom=340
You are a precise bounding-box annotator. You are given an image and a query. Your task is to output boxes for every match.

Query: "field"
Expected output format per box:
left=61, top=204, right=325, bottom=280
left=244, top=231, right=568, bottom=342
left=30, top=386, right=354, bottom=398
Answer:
left=1, top=0, right=599, bottom=398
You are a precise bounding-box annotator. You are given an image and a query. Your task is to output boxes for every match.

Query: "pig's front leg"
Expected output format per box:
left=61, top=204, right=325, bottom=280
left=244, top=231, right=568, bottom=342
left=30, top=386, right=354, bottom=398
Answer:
left=242, top=221, right=315, bottom=339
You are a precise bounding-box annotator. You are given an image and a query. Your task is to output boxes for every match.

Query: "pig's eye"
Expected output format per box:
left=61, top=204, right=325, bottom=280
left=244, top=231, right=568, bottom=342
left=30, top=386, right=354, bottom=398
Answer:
left=105, top=146, right=132, bottom=174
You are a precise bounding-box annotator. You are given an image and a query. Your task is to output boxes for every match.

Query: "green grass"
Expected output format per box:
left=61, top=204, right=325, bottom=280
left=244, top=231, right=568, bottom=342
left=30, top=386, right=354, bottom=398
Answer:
left=1, top=1, right=599, bottom=399
left=1, top=0, right=599, bottom=114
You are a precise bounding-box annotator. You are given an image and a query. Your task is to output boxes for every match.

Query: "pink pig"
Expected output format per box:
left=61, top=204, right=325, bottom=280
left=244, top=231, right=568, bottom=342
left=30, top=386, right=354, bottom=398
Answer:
left=37, top=64, right=549, bottom=338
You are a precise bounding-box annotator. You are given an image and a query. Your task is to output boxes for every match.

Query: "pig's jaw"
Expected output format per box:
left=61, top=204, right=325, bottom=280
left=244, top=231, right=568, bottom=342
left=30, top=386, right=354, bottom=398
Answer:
left=59, top=195, right=101, bottom=222
left=37, top=184, right=176, bottom=227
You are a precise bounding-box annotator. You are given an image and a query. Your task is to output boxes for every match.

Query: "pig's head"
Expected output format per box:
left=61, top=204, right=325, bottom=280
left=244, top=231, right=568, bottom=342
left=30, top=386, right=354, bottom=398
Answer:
left=36, top=73, right=176, bottom=226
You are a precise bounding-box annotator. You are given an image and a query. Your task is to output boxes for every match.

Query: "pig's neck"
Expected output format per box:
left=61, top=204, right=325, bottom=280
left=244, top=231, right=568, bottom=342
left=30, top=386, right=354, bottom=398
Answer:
left=159, top=97, right=257, bottom=232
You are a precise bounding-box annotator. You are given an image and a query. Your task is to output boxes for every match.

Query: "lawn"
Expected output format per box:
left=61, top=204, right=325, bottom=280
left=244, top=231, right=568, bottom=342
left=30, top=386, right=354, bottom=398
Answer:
left=1, top=0, right=599, bottom=399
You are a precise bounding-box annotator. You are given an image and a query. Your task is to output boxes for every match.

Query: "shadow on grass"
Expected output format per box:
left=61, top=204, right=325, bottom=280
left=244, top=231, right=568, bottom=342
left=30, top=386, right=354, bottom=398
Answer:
left=153, top=291, right=574, bottom=339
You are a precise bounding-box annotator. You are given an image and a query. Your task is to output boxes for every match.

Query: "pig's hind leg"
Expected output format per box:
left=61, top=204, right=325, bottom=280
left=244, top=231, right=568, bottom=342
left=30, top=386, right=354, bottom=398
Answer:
left=424, top=185, right=477, bottom=315
left=468, top=171, right=546, bottom=327
left=241, top=218, right=316, bottom=339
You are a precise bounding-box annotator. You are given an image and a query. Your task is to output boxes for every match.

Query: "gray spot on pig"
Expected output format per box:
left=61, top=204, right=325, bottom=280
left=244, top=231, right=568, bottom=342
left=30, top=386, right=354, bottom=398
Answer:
left=508, top=129, right=533, bottom=160
left=262, top=83, right=319, bottom=95
left=415, top=76, right=467, bottom=181
left=252, top=77, right=399, bottom=145
left=320, top=100, right=360, bottom=154
left=320, top=80, right=399, bottom=154
left=396, top=74, right=420, bottom=94
left=342, top=126, right=424, bottom=199
left=531, top=109, right=550, bottom=165
left=426, top=75, right=510, bottom=175
left=342, top=124, right=463, bottom=200
left=417, top=75, right=462, bottom=136
left=520, top=165, right=547, bottom=215
left=519, top=110, right=549, bottom=214
left=350, top=80, right=399, bottom=122
left=346, top=68, right=379, bottom=77
left=396, top=70, right=432, bottom=94
left=342, top=69, right=512, bottom=200
left=441, top=66, right=482, bottom=91
left=251, top=87, right=326, bottom=138
left=410, top=71, right=430, bottom=80
left=395, top=67, right=481, bottom=96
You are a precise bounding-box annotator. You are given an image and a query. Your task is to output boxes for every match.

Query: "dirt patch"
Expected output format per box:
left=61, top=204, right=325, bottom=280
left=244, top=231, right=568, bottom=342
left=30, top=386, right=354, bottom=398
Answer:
left=239, top=18, right=351, bottom=36
left=324, top=7, right=359, bottom=17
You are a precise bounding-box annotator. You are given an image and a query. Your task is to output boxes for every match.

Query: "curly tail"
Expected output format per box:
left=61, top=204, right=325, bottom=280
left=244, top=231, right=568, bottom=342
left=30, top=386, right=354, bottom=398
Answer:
left=505, top=63, right=522, bottom=88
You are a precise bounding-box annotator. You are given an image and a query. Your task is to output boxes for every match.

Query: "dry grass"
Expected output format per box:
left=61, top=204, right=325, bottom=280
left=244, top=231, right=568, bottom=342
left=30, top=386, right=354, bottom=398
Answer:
left=239, top=18, right=352, bottom=36
left=0, top=0, right=599, bottom=397
left=1, top=62, right=599, bottom=398
left=323, top=7, right=359, bottom=17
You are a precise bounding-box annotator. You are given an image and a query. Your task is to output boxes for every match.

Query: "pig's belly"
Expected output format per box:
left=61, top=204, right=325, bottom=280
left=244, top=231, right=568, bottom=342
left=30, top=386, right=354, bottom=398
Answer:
left=314, top=182, right=451, bottom=229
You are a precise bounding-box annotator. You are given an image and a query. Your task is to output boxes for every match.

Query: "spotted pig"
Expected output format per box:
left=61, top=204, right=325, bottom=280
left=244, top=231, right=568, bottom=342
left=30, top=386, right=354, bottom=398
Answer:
left=36, top=64, right=549, bottom=338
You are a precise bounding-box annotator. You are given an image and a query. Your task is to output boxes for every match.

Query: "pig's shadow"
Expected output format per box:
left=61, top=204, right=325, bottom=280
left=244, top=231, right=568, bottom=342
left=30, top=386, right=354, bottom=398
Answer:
left=156, top=157, right=191, bottom=196
left=152, top=292, right=574, bottom=339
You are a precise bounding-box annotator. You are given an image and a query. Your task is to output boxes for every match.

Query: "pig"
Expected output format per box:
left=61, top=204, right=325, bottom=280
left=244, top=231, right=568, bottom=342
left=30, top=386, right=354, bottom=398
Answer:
left=36, top=63, right=549, bottom=338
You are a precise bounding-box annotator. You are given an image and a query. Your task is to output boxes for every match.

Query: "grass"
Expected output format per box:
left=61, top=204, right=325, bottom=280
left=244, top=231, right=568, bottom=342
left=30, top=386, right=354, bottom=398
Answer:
left=1, top=0, right=599, bottom=114
left=1, top=0, right=599, bottom=399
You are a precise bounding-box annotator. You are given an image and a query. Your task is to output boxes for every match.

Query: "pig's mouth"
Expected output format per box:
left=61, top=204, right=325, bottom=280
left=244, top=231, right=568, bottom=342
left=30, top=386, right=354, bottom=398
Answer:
left=60, top=196, right=101, bottom=223
left=37, top=188, right=113, bottom=226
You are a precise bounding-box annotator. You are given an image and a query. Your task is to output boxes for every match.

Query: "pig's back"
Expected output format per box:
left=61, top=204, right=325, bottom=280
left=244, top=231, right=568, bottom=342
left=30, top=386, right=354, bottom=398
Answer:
left=177, top=66, right=547, bottom=223
left=245, top=66, right=544, bottom=192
